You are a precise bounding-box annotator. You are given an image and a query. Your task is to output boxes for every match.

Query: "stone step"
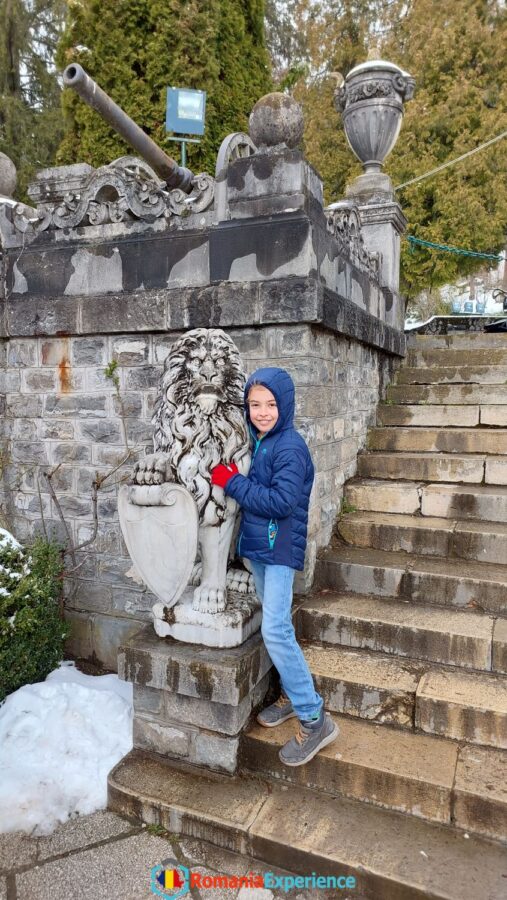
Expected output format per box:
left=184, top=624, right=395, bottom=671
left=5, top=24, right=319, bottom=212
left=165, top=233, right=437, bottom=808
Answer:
left=345, top=478, right=507, bottom=523
left=377, top=403, right=507, bottom=428
left=302, top=642, right=421, bottom=730
left=301, top=643, right=507, bottom=748
left=452, top=743, right=507, bottom=844
left=416, top=668, right=507, bottom=749
left=359, top=451, right=507, bottom=485
left=317, top=545, right=507, bottom=619
left=481, top=405, right=507, bottom=426
left=109, top=750, right=507, bottom=900
left=397, top=365, right=507, bottom=385
left=302, top=642, right=507, bottom=749
left=367, top=426, right=507, bottom=454
left=378, top=404, right=480, bottom=427
left=338, top=510, right=507, bottom=565
left=420, top=483, right=507, bottom=522
left=494, top=619, right=507, bottom=674
left=387, top=383, right=507, bottom=405
left=297, top=592, right=494, bottom=670
left=243, top=714, right=458, bottom=827
left=409, top=333, right=507, bottom=350
left=407, top=348, right=507, bottom=368
left=357, top=451, right=487, bottom=483
left=242, top=714, right=507, bottom=842
left=345, top=477, right=422, bottom=514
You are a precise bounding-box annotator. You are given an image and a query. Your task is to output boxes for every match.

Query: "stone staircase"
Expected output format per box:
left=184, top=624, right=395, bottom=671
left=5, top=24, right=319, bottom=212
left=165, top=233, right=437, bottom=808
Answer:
left=109, top=331, right=507, bottom=899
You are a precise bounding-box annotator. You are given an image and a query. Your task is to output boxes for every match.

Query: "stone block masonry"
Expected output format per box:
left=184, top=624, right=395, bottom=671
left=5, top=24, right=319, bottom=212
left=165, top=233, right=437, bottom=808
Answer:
left=118, top=625, right=272, bottom=773
left=0, top=143, right=405, bottom=670
left=0, top=321, right=398, bottom=667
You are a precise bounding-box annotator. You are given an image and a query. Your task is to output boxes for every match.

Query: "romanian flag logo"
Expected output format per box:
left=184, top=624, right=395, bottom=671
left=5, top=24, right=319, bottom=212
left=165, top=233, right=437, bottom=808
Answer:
left=151, top=860, right=189, bottom=898
left=157, top=869, right=185, bottom=890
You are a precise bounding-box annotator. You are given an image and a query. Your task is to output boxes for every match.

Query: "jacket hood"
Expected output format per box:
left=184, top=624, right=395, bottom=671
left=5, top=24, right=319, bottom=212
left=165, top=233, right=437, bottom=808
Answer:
left=244, top=367, right=295, bottom=437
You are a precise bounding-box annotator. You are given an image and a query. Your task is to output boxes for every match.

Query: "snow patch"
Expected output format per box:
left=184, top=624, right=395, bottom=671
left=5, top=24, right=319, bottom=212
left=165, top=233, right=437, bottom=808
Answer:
left=0, top=528, right=21, bottom=549
left=0, top=661, right=133, bottom=835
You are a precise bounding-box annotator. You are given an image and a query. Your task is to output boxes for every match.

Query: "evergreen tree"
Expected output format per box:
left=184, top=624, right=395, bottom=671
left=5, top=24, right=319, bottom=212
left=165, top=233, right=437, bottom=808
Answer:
left=57, top=0, right=271, bottom=175
left=0, top=0, right=66, bottom=200
left=292, top=1, right=375, bottom=200
left=284, top=0, right=507, bottom=297
left=386, top=0, right=507, bottom=297
left=265, top=0, right=309, bottom=88
left=57, top=0, right=153, bottom=168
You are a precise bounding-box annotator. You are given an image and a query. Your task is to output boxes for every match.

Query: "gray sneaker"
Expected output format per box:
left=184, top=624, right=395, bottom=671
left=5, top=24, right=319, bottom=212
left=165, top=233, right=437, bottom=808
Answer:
left=257, top=694, right=297, bottom=728
left=279, top=710, right=339, bottom=766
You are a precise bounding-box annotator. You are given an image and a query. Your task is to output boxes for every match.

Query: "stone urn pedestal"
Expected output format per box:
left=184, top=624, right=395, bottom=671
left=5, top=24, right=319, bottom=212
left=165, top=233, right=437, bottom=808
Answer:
left=335, top=59, right=415, bottom=313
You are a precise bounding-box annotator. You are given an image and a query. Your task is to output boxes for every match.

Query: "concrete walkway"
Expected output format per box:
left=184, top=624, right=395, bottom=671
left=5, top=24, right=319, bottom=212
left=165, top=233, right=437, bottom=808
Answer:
left=0, top=810, right=355, bottom=900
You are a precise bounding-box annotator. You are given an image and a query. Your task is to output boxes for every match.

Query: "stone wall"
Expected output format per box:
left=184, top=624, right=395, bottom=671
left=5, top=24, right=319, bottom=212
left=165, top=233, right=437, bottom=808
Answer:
left=0, top=317, right=398, bottom=668
left=0, top=143, right=405, bottom=670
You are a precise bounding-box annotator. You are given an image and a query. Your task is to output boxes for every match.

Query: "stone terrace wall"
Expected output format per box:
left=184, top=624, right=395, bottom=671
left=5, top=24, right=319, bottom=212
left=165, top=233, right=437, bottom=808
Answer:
left=0, top=320, right=397, bottom=668
left=0, top=145, right=405, bottom=669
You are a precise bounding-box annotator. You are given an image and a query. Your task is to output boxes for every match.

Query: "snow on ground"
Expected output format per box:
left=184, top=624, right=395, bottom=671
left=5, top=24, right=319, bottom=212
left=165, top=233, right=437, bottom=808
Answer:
left=0, top=661, right=133, bottom=835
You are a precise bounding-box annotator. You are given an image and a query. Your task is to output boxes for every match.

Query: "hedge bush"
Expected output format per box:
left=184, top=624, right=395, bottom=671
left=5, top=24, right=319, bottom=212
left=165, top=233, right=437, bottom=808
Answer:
left=0, top=530, right=68, bottom=702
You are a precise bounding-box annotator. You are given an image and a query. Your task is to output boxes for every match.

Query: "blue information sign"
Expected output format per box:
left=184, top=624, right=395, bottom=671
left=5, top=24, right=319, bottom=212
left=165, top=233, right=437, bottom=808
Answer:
left=166, top=87, right=206, bottom=136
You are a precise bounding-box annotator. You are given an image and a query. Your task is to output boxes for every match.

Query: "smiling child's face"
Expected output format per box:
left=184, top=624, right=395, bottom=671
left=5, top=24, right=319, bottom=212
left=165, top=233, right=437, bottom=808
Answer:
left=248, top=385, right=279, bottom=435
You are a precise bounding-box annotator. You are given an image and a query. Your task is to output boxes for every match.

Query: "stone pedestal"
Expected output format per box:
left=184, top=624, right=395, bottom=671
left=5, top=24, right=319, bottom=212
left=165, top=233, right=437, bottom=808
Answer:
left=118, top=625, right=271, bottom=774
left=152, top=588, right=261, bottom=648
left=226, top=148, right=323, bottom=220
left=346, top=173, right=407, bottom=330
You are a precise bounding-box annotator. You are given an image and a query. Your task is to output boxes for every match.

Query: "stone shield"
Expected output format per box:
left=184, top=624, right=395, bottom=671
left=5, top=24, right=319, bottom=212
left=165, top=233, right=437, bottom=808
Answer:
left=118, top=483, right=199, bottom=608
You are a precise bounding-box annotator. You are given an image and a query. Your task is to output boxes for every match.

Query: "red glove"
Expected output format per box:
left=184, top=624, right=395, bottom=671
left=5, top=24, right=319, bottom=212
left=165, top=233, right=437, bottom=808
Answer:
left=211, top=462, right=239, bottom=488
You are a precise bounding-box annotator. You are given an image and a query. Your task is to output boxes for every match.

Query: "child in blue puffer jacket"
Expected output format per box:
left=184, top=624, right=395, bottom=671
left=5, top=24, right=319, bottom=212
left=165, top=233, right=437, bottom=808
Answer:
left=211, top=367, right=339, bottom=767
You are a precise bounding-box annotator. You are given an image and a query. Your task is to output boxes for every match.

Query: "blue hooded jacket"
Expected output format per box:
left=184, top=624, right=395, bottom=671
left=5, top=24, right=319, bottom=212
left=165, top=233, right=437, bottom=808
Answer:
left=225, top=367, right=314, bottom=571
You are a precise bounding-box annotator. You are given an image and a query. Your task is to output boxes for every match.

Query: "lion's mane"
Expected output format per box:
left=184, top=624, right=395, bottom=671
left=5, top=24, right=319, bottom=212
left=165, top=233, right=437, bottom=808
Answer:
left=152, top=329, right=249, bottom=520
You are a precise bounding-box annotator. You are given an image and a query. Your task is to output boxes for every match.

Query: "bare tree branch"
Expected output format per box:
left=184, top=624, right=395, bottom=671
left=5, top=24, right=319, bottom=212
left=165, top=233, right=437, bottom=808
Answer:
left=73, top=480, right=99, bottom=554
left=36, top=467, right=48, bottom=540
left=43, top=466, right=76, bottom=569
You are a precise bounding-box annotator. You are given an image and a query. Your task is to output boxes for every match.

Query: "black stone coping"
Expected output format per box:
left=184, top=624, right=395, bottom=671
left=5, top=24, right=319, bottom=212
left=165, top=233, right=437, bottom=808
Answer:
left=0, top=276, right=405, bottom=356
left=1, top=207, right=405, bottom=354
left=322, top=287, right=406, bottom=357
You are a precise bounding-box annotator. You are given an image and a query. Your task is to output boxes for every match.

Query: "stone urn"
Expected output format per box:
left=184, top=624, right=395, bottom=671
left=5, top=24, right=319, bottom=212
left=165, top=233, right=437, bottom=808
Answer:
left=335, top=60, right=415, bottom=174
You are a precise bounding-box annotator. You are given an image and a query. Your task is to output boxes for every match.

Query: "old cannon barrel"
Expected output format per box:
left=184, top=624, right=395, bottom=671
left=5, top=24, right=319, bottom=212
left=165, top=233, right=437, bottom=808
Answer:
left=63, top=63, right=194, bottom=192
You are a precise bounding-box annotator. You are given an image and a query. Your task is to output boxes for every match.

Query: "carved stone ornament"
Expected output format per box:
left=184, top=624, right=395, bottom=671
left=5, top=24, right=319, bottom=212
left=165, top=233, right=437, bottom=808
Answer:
left=325, top=199, right=379, bottom=278
left=118, top=483, right=199, bottom=608
left=214, top=132, right=257, bottom=222
left=215, top=132, right=256, bottom=178
left=12, top=155, right=215, bottom=233
left=118, top=327, right=261, bottom=648
left=334, top=60, right=415, bottom=174
left=248, top=93, right=304, bottom=150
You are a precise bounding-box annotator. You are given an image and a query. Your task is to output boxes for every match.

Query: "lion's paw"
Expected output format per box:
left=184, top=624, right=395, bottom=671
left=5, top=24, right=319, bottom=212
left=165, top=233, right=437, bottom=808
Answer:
left=133, top=453, right=172, bottom=486
left=192, top=585, right=226, bottom=614
left=226, top=567, right=255, bottom=594
left=189, top=562, right=202, bottom=586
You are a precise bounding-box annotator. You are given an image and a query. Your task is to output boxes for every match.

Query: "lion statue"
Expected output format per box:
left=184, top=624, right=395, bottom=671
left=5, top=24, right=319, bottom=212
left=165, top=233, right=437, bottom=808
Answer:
left=133, top=328, right=250, bottom=613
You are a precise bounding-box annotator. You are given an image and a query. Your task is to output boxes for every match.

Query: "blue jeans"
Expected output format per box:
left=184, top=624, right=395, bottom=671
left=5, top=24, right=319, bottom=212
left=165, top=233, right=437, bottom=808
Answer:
left=249, top=560, right=323, bottom=722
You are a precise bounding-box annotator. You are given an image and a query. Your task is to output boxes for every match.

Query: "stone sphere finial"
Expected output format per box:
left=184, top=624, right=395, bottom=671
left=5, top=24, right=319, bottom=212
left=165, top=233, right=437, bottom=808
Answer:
left=0, top=152, right=17, bottom=198
left=249, top=93, right=304, bottom=151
